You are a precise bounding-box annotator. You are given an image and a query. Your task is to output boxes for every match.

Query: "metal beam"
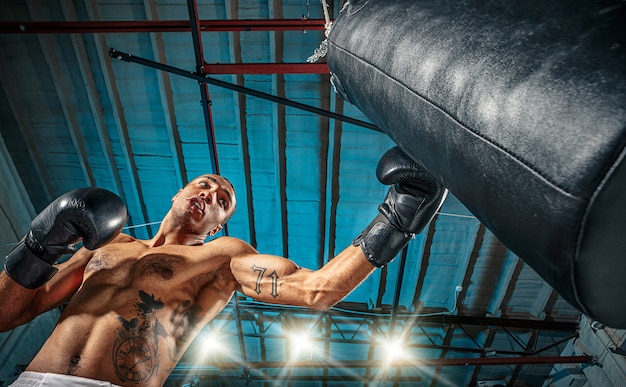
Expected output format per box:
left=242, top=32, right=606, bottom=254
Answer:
left=273, top=3, right=289, bottom=259
left=225, top=0, right=256, bottom=248
left=0, top=19, right=326, bottom=34
left=187, top=0, right=219, bottom=176
left=235, top=301, right=580, bottom=331
left=39, top=71, right=94, bottom=183
left=169, top=373, right=425, bottom=383
left=176, top=301, right=582, bottom=383
left=86, top=0, right=150, bottom=237
left=28, top=0, right=95, bottom=188
left=186, top=355, right=593, bottom=369
left=231, top=296, right=249, bottom=378
left=144, top=0, right=187, bottom=187
left=108, top=48, right=381, bottom=132
left=323, top=95, right=344, bottom=264
left=316, top=75, right=332, bottom=268
left=430, top=323, right=456, bottom=387
left=0, top=44, right=53, bottom=205
left=60, top=2, right=125, bottom=197
left=390, top=247, right=410, bottom=334
left=204, top=63, right=329, bottom=74
left=469, top=327, right=499, bottom=386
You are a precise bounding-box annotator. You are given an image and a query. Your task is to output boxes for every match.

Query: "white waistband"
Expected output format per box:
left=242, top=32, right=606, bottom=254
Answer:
left=10, top=371, right=121, bottom=387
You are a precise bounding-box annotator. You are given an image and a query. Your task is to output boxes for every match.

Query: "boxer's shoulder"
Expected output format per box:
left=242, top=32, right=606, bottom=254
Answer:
left=112, top=233, right=136, bottom=244
left=202, top=236, right=257, bottom=258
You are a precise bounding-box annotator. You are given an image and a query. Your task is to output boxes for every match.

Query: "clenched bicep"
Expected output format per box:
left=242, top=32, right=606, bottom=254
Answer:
left=230, top=254, right=317, bottom=307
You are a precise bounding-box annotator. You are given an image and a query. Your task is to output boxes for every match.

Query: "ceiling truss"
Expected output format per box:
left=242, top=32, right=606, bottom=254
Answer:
left=0, top=1, right=589, bottom=385
left=171, top=298, right=590, bottom=384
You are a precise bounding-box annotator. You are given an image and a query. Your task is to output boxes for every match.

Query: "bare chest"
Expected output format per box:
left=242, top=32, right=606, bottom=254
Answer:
left=83, top=242, right=226, bottom=289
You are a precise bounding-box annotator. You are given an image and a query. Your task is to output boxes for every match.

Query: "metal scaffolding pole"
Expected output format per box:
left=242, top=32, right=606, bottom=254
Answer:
left=0, top=19, right=326, bottom=34
left=177, top=355, right=593, bottom=369
left=108, top=48, right=381, bottom=132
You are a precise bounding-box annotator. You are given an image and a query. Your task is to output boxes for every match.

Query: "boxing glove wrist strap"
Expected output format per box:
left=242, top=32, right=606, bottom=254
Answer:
left=353, top=213, right=413, bottom=267
left=4, top=238, right=59, bottom=289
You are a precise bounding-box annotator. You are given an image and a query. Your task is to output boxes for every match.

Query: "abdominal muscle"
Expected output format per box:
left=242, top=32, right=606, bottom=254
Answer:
left=26, top=287, right=187, bottom=387
left=25, top=239, right=237, bottom=387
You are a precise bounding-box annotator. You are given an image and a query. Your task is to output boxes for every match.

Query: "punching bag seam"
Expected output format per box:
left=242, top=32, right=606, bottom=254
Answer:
left=328, top=41, right=585, bottom=202
left=571, top=141, right=626, bottom=319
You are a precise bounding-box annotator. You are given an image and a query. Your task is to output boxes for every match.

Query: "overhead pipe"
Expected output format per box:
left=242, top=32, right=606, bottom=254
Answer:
left=231, top=300, right=579, bottom=331
left=109, top=48, right=381, bottom=132
left=198, top=329, right=577, bottom=357
left=170, top=374, right=426, bottom=382
left=389, top=246, right=409, bottom=337
left=0, top=19, right=326, bottom=34
left=203, top=63, right=329, bottom=74
left=187, top=0, right=219, bottom=175
left=231, top=296, right=250, bottom=381
left=177, top=355, right=593, bottom=369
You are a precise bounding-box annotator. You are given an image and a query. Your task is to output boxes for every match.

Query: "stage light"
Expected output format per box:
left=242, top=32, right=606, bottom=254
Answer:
left=289, top=331, right=315, bottom=360
left=199, top=332, right=226, bottom=356
left=382, top=338, right=408, bottom=364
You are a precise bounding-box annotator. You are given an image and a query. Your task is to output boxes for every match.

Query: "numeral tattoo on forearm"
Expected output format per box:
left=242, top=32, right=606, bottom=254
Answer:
left=252, top=264, right=280, bottom=298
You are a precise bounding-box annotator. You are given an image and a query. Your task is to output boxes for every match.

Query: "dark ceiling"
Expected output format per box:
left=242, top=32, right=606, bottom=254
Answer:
left=0, top=1, right=586, bottom=386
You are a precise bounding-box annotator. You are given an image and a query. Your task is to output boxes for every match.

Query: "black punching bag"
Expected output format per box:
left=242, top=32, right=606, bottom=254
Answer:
left=327, top=0, right=626, bottom=327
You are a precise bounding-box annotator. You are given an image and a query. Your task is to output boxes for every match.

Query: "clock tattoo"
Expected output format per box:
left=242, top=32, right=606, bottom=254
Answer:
left=113, top=291, right=167, bottom=383
left=114, top=336, right=155, bottom=382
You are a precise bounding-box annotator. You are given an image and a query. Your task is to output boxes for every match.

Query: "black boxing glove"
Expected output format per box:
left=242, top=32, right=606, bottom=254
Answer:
left=4, top=187, right=128, bottom=289
left=353, top=147, right=447, bottom=267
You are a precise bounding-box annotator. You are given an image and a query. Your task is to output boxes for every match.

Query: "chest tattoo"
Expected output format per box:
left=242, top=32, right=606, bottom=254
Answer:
left=170, top=300, right=202, bottom=345
left=146, top=262, right=174, bottom=280
left=112, top=291, right=167, bottom=383
left=112, top=290, right=204, bottom=383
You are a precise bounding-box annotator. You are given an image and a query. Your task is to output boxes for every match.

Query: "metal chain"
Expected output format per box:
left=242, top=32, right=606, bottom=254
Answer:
left=303, top=0, right=311, bottom=20
left=306, top=0, right=333, bottom=62
left=307, top=38, right=328, bottom=63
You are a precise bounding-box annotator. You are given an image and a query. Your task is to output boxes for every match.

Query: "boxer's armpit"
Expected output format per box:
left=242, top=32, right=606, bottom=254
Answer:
left=170, top=300, right=203, bottom=344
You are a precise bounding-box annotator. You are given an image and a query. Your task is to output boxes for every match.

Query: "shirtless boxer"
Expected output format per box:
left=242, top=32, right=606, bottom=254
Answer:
left=0, top=147, right=447, bottom=387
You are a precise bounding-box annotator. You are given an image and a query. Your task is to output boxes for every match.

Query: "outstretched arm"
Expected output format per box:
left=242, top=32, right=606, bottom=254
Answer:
left=231, top=245, right=374, bottom=310
left=231, top=147, right=447, bottom=311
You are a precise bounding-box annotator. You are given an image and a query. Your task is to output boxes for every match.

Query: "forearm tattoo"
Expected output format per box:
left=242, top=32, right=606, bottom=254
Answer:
left=252, top=264, right=280, bottom=298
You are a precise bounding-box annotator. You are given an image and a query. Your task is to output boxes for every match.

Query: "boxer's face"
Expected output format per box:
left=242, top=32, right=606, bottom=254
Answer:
left=171, top=174, right=236, bottom=236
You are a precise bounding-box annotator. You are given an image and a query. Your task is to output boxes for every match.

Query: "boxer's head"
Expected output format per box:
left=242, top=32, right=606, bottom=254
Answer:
left=171, top=174, right=236, bottom=236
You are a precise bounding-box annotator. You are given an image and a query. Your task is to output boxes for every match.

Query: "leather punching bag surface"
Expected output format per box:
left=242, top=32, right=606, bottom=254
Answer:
left=327, top=0, right=626, bottom=327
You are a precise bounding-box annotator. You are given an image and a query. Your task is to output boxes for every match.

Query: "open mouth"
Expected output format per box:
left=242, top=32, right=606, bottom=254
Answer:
left=189, top=197, right=205, bottom=214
